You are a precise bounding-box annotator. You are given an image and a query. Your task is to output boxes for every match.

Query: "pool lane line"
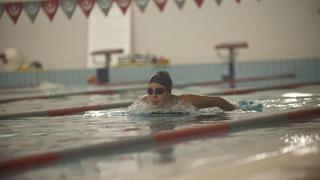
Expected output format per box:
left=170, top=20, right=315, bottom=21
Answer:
left=1, top=107, right=320, bottom=178
left=95, top=80, right=147, bottom=86
left=207, top=81, right=320, bottom=96
left=0, top=89, right=117, bottom=104
left=96, top=73, right=295, bottom=86
left=0, top=73, right=295, bottom=104
left=0, top=102, right=133, bottom=120
left=174, top=73, right=295, bottom=87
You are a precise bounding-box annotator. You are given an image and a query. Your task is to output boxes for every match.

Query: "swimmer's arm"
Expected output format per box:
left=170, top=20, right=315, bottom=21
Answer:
left=180, top=94, right=236, bottom=111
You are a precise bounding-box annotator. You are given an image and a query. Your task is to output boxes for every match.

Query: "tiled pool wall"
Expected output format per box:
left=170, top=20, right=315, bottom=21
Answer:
left=0, top=58, right=319, bottom=88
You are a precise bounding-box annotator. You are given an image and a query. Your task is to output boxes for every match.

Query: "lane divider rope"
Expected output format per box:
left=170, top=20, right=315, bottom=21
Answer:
left=0, top=107, right=320, bottom=178
left=0, top=73, right=295, bottom=104
left=0, top=102, right=132, bottom=120
left=175, top=73, right=295, bottom=87
left=208, top=81, right=319, bottom=95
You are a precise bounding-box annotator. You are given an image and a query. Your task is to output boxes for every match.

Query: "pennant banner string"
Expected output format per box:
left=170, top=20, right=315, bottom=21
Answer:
left=0, top=0, right=253, bottom=24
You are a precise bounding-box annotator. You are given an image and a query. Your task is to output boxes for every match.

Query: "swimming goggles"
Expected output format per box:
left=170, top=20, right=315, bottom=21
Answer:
left=147, top=88, right=165, bottom=95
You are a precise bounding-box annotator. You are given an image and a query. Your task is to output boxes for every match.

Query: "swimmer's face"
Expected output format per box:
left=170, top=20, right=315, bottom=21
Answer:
left=147, top=83, right=171, bottom=108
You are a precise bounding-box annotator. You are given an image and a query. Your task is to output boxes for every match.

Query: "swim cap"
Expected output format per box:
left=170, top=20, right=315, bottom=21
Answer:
left=149, top=71, right=172, bottom=91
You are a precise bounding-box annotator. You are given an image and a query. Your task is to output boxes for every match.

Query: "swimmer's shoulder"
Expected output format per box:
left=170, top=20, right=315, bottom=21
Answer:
left=140, top=95, right=148, bottom=102
left=131, top=95, right=148, bottom=106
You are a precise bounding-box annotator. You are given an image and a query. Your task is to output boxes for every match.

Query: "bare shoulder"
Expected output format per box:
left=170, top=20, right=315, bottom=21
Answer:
left=140, top=95, right=148, bottom=102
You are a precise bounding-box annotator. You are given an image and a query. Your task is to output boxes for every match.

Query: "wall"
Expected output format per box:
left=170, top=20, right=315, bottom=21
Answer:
left=0, top=1, right=88, bottom=70
left=1, top=58, right=319, bottom=87
left=0, top=0, right=320, bottom=70
left=132, top=0, right=320, bottom=64
left=87, top=5, right=132, bottom=69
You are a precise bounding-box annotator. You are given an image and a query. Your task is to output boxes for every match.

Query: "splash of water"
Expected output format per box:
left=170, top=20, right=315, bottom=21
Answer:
left=127, top=99, right=198, bottom=116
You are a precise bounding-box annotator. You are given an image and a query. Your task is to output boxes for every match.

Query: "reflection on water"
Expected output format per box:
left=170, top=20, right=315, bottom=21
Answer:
left=281, top=133, right=320, bottom=156
left=240, top=133, right=320, bottom=164
left=149, top=118, right=176, bottom=164
left=261, top=96, right=319, bottom=110
left=282, top=92, right=313, bottom=98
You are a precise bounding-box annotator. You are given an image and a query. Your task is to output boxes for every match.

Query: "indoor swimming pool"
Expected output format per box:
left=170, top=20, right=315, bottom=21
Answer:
left=0, top=82, right=320, bottom=180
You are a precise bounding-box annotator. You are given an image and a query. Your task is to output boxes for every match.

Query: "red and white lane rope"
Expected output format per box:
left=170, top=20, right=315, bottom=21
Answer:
left=0, top=101, right=132, bottom=120
left=0, top=73, right=295, bottom=104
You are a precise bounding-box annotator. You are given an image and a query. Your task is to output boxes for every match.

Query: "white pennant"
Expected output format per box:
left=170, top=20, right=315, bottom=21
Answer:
left=96, top=0, right=113, bottom=16
left=0, top=4, right=4, bottom=18
left=60, top=0, right=77, bottom=19
left=24, top=1, right=41, bottom=23
left=214, top=0, right=222, bottom=6
left=134, top=0, right=149, bottom=12
left=174, top=0, right=185, bottom=10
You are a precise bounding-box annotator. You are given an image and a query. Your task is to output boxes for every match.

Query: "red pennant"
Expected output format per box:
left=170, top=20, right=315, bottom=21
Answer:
left=115, top=0, right=131, bottom=14
left=42, top=0, right=59, bottom=21
left=194, top=0, right=204, bottom=8
left=5, top=3, right=22, bottom=24
left=153, top=0, right=167, bottom=12
left=235, top=0, right=241, bottom=4
left=78, top=0, right=96, bottom=18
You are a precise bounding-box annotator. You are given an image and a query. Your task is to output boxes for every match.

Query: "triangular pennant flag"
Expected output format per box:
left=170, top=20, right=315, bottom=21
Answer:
left=115, top=0, right=132, bottom=14
left=96, top=0, right=113, bottom=16
left=78, top=0, right=96, bottom=18
left=24, top=1, right=41, bottom=23
left=134, top=0, right=149, bottom=13
left=153, top=0, right=167, bottom=12
left=214, top=0, right=222, bottom=6
left=194, top=0, right=204, bottom=8
left=42, top=0, right=59, bottom=21
left=5, top=3, right=23, bottom=24
left=60, top=0, right=77, bottom=19
left=0, top=4, right=4, bottom=19
left=235, top=0, right=241, bottom=4
left=174, top=0, right=186, bottom=10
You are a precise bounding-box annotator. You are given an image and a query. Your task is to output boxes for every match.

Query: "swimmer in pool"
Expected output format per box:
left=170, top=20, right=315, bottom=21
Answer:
left=138, top=71, right=236, bottom=111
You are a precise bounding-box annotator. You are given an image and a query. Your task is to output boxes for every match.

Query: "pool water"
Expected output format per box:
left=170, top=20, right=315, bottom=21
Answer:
left=0, top=84, right=320, bottom=180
